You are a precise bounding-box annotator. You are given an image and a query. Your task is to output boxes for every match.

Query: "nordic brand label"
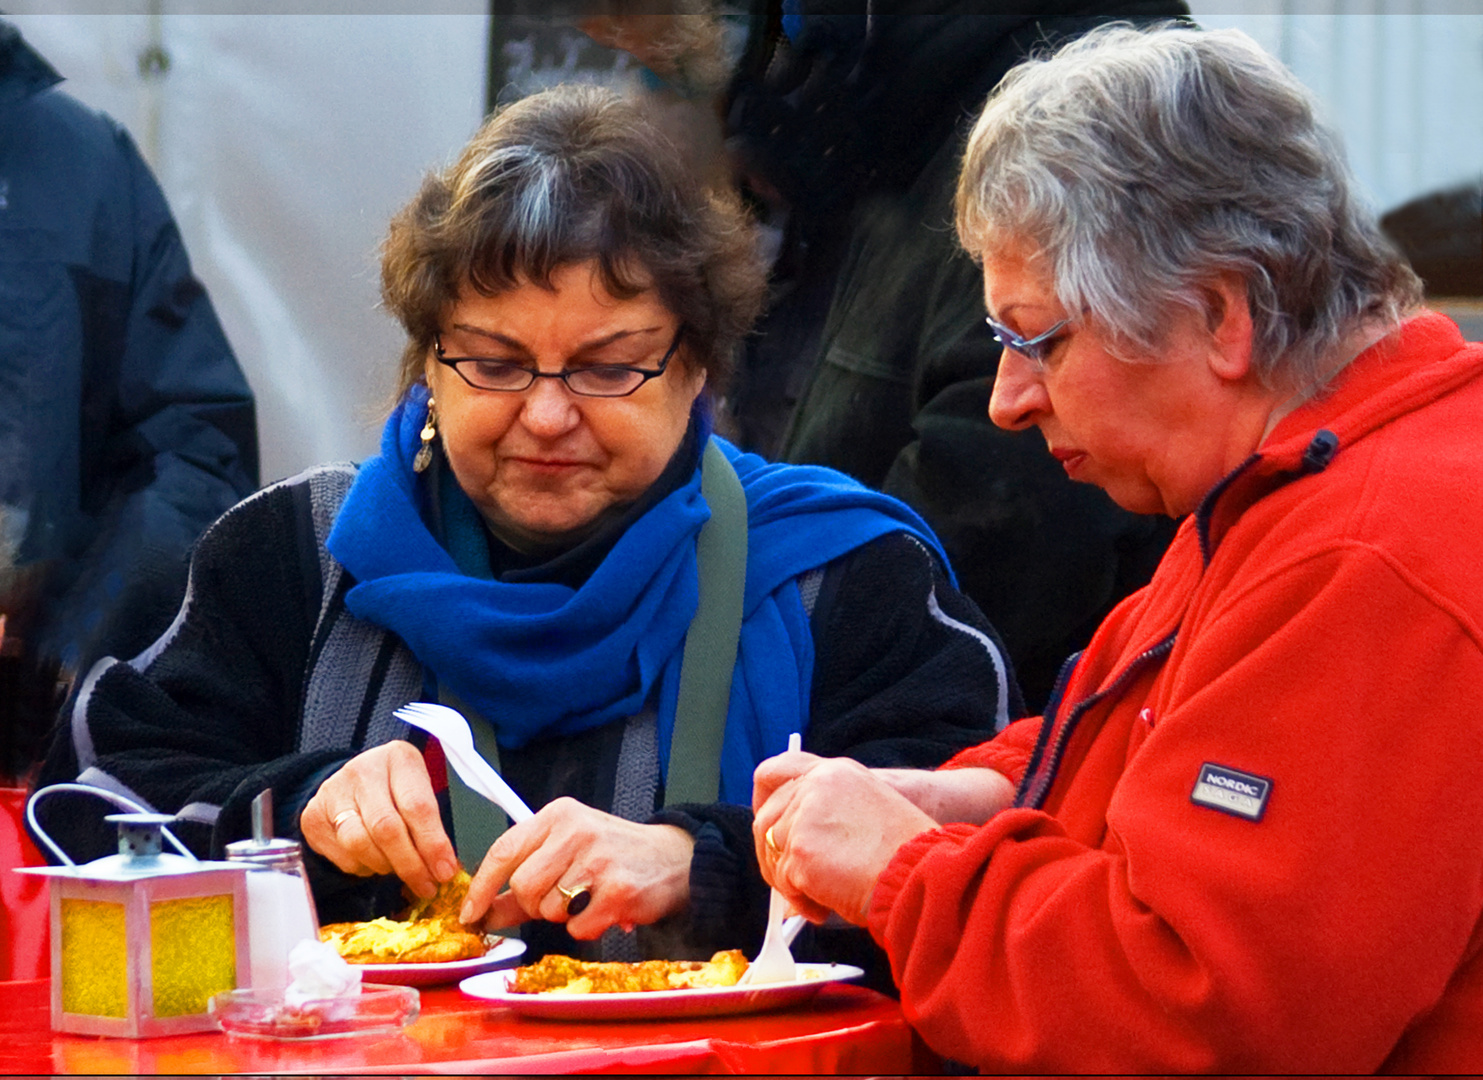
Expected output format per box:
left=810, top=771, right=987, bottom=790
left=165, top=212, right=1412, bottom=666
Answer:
left=1190, top=763, right=1272, bottom=821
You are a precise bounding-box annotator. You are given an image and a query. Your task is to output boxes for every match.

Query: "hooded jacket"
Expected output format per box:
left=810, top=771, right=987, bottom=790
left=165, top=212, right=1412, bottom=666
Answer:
left=868, top=312, right=1483, bottom=1072
left=0, top=21, right=257, bottom=684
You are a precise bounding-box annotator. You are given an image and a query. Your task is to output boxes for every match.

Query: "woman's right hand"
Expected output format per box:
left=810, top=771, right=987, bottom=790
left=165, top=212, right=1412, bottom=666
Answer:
left=459, top=797, right=696, bottom=940
left=752, top=754, right=939, bottom=925
left=300, top=740, right=459, bottom=900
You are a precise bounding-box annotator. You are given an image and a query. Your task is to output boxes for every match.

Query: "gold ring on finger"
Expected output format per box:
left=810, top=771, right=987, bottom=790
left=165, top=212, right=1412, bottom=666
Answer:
left=765, top=825, right=782, bottom=855
left=332, top=809, right=357, bottom=831
left=557, top=882, right=593, bottom=917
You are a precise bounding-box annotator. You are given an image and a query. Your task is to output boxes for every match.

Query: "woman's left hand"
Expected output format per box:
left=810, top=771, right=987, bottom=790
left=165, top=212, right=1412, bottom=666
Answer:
left=459, top=796, right=696, bottom=939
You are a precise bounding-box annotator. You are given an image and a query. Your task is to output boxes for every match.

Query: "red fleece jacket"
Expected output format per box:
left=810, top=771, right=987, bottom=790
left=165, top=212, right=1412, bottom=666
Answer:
left=868, top=313, right=1483, bottom=1073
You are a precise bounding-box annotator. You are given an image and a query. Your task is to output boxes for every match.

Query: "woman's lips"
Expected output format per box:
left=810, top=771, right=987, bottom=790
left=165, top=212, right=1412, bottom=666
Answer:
left=508, top=456, right=589, bottom=474
left=1050, top=447, right=1088, bottom=478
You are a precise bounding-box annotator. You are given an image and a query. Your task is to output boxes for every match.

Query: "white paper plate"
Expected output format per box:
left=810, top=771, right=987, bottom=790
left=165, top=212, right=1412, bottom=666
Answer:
left=458, top=962, right=863, bottom=1020
left=350, top=936, right=526, bottom=987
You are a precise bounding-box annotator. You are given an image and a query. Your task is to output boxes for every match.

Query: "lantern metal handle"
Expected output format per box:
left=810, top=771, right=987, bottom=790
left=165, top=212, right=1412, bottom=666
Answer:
left=25, top=782, right=198, bottom=866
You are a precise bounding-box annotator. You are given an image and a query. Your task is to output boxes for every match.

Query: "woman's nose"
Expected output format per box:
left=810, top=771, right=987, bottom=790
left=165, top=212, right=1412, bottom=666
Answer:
left=987, top=350, right=1050, bottom=431
left=518, top=375, right=581, bottom=435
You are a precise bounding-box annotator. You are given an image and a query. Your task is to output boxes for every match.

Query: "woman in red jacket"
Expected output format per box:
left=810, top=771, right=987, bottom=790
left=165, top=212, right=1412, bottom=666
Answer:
left=752, top=21, right=1483, bottom=1074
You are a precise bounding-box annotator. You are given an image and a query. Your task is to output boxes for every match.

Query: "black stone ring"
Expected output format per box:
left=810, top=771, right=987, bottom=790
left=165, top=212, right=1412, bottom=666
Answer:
left=557, top=882, right=593, bottom=917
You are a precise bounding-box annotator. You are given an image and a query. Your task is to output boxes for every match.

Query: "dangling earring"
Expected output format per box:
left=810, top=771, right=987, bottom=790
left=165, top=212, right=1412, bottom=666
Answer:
left=413, top=397, right=437, bottom=473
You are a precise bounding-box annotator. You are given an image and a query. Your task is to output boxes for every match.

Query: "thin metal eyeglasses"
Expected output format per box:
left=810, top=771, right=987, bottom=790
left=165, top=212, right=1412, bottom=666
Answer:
left=433, top=326, right=684, bottom=398
left=985, top=314, right=1071, bottom=372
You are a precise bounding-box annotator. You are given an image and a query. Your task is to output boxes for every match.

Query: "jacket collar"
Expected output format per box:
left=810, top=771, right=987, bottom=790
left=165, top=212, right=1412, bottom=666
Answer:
left=0, top=20, right=64, bottom=110
left=1195, top=311, right=1482, bottom=561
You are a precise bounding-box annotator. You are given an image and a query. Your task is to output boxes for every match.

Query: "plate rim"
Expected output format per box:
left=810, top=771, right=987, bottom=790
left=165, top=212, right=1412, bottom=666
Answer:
left=458, top=960, right=864, bottom=1010
left=349, top=935, right=526, bottom=980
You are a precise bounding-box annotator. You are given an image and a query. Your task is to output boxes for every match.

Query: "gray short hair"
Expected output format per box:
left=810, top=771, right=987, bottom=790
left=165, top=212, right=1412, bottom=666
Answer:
left=382, top=83, right=765, bottom=400
left=956, top=22, right=1421, bottom=391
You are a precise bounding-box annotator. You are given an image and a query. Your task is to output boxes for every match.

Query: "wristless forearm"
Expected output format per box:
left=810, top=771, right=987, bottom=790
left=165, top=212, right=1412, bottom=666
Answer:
left=879, top=766, right=1014, bottom=825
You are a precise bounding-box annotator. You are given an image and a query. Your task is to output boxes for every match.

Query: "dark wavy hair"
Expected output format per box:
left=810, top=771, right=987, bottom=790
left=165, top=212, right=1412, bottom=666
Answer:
left=381, top=82, right=766, bottom=401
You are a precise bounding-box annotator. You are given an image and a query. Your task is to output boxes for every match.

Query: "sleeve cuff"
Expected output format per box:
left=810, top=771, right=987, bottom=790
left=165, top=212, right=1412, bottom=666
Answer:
left=867, top=822, right=979, bottom=946
left=939, top=716, right=1042, bottom=785
left=648, top=808, right=767, bottom=955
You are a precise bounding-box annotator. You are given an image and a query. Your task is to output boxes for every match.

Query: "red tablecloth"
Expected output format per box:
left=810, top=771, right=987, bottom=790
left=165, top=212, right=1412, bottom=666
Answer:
left=0, top=976, right=940, bottom=1074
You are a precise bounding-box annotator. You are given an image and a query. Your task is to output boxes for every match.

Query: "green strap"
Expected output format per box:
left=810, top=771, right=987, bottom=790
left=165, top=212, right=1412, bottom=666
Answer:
left=440, top=687, right=509, bottom=871
left=665, top=440, right=748, bottom=806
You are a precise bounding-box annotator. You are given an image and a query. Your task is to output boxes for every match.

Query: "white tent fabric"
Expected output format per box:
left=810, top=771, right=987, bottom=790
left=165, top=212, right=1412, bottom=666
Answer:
left=1188, top=7, right=1483, bottom=219
left=7, top=7, right=1480, bottom=482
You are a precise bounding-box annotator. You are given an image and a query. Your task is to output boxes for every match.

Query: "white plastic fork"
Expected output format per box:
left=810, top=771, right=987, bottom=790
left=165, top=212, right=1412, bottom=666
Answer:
left=395, top=702, right=533, bottom=824
left=739, top=732, right=804, bottom=985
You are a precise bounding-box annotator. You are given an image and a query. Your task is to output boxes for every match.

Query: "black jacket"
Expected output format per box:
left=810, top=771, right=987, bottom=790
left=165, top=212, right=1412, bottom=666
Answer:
left=0, top=21, right=258, bottom=695
left=724, top=3, right=1187, bottom=708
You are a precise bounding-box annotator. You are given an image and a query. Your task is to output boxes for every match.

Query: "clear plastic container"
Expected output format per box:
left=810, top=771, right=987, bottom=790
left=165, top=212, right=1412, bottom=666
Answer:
left=224, top=837, right=321, bottom=990
left=208, top=983, right=420, bottom=1040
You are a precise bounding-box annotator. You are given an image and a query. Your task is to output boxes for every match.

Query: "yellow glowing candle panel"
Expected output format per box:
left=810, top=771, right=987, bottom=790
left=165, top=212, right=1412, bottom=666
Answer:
left=150, top=894, right=239, bottom=1018
left=61, top=899, right=129, bottom=1017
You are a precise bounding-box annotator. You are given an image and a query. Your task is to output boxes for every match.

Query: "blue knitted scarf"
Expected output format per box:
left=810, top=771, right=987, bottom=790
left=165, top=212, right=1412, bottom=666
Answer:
left=327, top=388, right=951, bottom=803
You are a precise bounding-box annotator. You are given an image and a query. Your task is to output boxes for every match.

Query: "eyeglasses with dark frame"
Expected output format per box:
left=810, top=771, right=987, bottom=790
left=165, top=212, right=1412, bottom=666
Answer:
left=985, top=314, right=1072, bottom=372
left=433, top=326, right=685, bottom=398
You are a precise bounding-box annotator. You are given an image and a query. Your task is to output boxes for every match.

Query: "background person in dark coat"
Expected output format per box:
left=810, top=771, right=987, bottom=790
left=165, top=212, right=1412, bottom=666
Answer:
left=0, top=20, right=258, bottom=780
left=720, top=1, right=1187, bottom=709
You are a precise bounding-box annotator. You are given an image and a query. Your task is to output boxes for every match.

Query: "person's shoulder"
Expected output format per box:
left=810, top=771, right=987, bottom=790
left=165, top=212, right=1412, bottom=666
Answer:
left=831, top=529, right=938, bottom=576
left=10, top=80, right=126, bottom=158
left=293, top=461, right=361, bottom=507
left=810, top=530, right=939, bottom=623
left=3, top=85, right=151, bottom=239
left=201, top=463, right=356, bottom=542
left=819, top=529, right=1003, bottom=640
left=1, top=25, right=135, bottom=165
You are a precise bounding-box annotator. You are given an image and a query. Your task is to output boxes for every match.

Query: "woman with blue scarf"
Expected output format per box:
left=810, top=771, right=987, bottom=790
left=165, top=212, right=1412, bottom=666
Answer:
left=44, top=84, right=1017, bottom=966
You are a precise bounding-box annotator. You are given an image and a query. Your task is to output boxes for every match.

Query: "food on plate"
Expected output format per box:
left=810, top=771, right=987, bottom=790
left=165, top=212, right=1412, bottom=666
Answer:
left=319, top=867, right=491, bottom=964
left=319, top=916, right=489, bottom=965
left=507, top=949, right=749, bottom=994
left=401, top=866, right=472, bottom=923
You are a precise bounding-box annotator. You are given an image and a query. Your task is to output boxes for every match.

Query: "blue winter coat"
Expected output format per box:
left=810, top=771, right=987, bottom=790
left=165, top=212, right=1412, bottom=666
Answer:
left=0, top=20, right=258, bottom=678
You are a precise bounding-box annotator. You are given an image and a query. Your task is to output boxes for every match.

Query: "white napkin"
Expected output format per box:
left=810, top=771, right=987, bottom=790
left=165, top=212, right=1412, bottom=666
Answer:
left=283, top=938, right=362, bottom=1007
